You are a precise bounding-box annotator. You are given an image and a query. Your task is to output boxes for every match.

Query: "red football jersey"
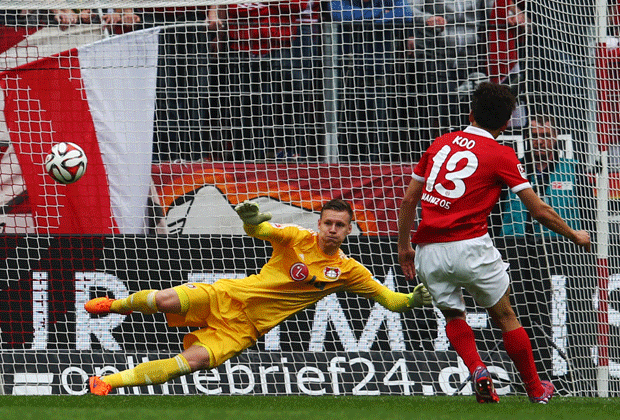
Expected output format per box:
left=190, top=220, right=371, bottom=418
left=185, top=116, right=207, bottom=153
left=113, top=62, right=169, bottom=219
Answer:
left=411, top=126, right=531, bottom=244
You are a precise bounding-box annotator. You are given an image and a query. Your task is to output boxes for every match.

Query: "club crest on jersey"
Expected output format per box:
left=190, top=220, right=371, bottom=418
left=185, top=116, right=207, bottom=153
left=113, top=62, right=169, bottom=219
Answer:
left=324, top=267, right=341, bottom=280
left=290, top=262, right=310, bottom=281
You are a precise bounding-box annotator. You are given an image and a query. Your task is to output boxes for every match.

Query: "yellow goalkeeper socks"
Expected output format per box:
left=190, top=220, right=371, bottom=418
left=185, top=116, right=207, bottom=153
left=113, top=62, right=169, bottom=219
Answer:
left=111, top=290, right=158, bottom=315
left=102, top=354, right=192, bottom=389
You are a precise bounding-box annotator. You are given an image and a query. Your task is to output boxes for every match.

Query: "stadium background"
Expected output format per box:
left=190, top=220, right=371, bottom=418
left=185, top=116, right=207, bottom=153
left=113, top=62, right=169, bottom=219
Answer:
left=0, top=1, right=619, bottom=398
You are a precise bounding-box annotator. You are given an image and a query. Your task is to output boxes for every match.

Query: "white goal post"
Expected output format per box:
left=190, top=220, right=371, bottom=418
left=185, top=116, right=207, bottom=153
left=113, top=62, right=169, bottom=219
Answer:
left=0, top=0, right=617, bottom=397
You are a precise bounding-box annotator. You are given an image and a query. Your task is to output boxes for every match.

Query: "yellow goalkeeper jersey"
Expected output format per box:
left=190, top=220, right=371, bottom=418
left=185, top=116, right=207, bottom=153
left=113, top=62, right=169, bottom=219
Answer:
left=211, top=221, right=389, bottom=335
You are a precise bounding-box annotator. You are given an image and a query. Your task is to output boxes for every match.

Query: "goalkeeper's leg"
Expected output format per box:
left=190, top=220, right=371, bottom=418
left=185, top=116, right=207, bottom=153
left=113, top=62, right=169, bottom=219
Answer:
left=87, top=287, right=211, bottom=396
left=85, top=287, right=189, bottom=316
left=90, top=345, right=212, bottom=395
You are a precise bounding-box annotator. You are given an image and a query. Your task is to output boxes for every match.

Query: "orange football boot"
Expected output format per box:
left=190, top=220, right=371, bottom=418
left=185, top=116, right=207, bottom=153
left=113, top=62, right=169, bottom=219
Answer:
left=84, top=297, right=132, bottom=315
left=89, top=376, right=112, bottom=396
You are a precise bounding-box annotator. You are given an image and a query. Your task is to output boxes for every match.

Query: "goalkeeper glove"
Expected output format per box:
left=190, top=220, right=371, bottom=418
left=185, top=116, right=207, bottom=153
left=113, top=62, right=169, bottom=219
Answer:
left=407, top=283, right=433, bottom=308
left=235, top=200, right=272, bottom=225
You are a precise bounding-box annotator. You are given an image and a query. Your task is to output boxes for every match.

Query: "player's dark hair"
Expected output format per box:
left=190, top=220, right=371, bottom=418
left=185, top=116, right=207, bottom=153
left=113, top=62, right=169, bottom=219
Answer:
left=471, top=82, right=516, bottom=130
left=321, top=199, right=354, bottom=222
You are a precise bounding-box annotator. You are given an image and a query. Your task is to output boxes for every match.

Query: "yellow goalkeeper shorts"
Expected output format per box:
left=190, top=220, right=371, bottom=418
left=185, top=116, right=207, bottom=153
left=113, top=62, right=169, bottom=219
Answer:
left=165, top=282, right=259, bottom=368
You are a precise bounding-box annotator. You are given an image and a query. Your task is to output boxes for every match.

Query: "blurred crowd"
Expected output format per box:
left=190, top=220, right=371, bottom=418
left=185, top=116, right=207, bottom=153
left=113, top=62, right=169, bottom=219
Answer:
left=0, top=4, right=609, bottom=242
left=0, top=3, right=602, bottom=167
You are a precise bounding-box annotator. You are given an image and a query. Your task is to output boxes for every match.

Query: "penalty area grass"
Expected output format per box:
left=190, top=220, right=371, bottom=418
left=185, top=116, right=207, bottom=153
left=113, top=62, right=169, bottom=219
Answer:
left=0, top=395, right=618, bottom=420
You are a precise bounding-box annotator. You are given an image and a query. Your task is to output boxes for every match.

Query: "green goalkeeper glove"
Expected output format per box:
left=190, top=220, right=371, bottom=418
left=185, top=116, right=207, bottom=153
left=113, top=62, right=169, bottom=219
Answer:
left=235, top=200, right=272, bottom=225
left=407, top=284, right=433, bottom=308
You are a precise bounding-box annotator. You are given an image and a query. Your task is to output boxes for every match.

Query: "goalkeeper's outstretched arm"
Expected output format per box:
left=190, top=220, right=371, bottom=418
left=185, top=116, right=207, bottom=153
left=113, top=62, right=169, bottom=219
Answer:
left=234, top=200, right=273, bottom=237
left=372, top=283, right=432, bottom=312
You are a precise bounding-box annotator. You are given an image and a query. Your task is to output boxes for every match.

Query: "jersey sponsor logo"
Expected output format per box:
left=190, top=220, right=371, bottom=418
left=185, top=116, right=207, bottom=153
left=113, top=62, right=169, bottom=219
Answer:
left=290, top=262, right=310, bottom=281
left=551, top=180, right=573, bottom=191
left=324, top=267, right=341, bottom=280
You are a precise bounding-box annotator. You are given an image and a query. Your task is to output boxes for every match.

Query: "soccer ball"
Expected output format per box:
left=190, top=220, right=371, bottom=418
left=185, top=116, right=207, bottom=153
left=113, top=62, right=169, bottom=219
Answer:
left=44, top=142, right=88, bottom=184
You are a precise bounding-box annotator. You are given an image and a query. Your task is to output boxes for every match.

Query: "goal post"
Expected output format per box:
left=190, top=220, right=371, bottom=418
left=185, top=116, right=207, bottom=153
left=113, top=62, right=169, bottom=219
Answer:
left=0, top=1, right=617, bottom=397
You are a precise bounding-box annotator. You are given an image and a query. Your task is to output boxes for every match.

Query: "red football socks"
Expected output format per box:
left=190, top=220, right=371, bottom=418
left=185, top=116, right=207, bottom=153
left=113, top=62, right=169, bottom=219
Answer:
left=445, top=318, right=486, bottom=374
left=503, top=327, right=544, bottom=397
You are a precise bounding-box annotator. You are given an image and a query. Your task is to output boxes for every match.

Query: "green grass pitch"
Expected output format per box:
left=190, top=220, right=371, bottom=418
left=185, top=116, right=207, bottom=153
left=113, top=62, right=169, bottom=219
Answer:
left=1, top=395, right=619, bottom=420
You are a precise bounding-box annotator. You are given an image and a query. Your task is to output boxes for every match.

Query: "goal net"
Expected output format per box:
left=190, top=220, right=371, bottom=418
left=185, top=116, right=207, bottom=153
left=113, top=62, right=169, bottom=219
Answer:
left=0, top=0, right=616, bottom=397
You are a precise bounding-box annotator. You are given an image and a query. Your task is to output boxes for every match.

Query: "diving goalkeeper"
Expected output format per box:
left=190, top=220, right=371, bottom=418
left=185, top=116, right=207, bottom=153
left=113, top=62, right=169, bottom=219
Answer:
left=85, top=198, right=432, bottom=395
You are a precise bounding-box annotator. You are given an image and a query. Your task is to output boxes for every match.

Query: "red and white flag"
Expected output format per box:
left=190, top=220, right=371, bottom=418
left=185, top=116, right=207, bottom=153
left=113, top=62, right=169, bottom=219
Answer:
left=0, top=28, right=160, bottom=234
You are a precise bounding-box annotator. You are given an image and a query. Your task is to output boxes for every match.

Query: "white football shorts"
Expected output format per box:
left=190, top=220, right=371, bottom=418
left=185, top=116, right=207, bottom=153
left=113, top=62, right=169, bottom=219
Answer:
left=414, top=233, right=510, bottom=312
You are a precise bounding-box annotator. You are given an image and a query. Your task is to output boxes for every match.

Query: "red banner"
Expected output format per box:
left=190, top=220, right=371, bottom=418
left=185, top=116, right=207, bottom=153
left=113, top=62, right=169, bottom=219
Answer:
left=1, top=161, right=414, bottom=235
left=597, top=43, right=620, bottom=147
left=152, top=162, right=414, bottom=236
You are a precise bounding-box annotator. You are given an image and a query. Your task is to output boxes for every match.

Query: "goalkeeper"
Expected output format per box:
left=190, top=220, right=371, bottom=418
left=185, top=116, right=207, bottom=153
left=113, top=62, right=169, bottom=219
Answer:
left=85, top=198, right=432, bottom=395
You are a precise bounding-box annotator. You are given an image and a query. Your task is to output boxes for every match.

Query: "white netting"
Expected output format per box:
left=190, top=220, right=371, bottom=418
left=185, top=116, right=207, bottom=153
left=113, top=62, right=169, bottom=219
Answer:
left=0, top=1, right=617, bottom=397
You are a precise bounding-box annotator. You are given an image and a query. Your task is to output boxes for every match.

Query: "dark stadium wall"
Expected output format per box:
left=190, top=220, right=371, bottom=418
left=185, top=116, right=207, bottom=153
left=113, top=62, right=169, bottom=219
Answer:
left=0, top=235, right=609, bottom=395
